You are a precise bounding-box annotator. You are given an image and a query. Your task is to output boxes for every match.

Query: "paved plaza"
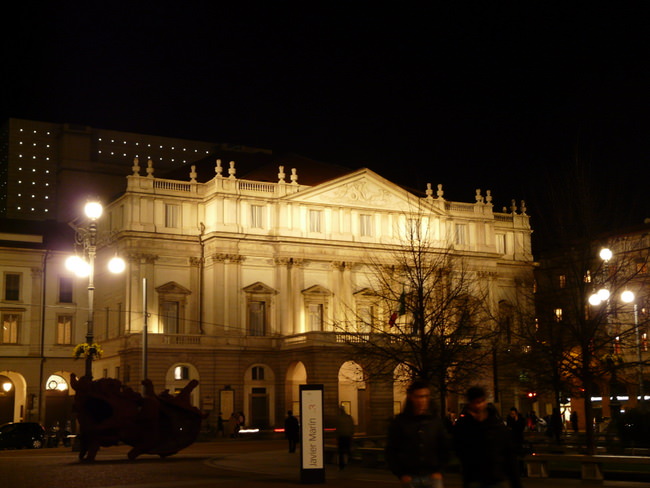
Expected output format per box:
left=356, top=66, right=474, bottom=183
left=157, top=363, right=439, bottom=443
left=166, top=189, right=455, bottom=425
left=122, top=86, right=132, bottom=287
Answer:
left=0, top=438, right=648, bottom=487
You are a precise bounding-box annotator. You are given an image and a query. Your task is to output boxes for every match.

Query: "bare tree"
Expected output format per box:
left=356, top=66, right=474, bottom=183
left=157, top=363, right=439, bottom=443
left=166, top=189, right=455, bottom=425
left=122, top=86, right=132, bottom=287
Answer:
left=519, top=158, right=650, bottom=454
left=335, top=212, right=498, bottom=417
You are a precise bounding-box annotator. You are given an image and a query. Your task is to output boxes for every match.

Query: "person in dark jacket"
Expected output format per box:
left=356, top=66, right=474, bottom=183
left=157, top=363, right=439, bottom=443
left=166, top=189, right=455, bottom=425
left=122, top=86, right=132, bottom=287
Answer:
left=284, top=410, right=300, bottom=453
left=385, top=380, right=449, bottom=488
left=453, top=386, right=522, bottom=488
left=506, top=407, right=526, bottom=455
left=335, top=406, right=355, bottom=469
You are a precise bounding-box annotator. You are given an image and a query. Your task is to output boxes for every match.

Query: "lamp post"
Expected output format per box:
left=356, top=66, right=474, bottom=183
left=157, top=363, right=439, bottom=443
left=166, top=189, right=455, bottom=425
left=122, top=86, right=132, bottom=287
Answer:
left=589, top=247, right=612, bottom=307
left=588, top=247, right=620, bottom=417
left=66, top=201, right=124, bottom=380
left=621, top=290, right=644, bottom=404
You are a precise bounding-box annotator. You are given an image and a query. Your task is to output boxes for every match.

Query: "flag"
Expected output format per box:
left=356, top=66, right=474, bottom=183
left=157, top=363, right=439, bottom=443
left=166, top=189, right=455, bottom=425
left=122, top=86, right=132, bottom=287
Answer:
left=388, top=291, right=406, bottom=326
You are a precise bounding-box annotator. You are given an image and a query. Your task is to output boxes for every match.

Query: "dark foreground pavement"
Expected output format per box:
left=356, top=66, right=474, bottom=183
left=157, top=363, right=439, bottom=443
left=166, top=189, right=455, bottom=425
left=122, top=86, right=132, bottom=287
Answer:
left=212, top=444, right=649, bottom=488
left=1, top=438, right=648, bottom=488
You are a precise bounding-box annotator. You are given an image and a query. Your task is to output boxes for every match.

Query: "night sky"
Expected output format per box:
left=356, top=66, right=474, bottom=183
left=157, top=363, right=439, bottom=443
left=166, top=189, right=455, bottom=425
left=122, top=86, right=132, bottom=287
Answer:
left=3, top=3, right=650, bottom=248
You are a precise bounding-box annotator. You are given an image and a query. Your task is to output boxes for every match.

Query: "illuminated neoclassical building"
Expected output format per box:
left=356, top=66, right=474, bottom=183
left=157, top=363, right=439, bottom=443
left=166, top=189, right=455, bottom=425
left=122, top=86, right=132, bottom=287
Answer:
left=0, top=156, right=534, bottom=433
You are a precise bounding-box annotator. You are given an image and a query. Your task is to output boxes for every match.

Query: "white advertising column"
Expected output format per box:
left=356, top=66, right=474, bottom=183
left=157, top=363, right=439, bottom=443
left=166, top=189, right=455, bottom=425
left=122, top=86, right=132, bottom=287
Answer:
left=300, top=384, right=325, bottom=484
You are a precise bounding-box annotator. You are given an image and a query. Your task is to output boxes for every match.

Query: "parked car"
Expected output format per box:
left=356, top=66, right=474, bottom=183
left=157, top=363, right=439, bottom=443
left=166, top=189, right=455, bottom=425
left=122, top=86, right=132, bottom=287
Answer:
left=0, top=422, right=46, bottom=449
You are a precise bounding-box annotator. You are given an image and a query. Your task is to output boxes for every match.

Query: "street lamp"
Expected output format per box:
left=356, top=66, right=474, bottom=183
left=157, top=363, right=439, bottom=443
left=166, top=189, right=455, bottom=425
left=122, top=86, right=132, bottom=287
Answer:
left=66, top=201, right=125, bottom=380
left=589, top=247, right=612, bottom=306
left=621, top=290, right=644, bottom=403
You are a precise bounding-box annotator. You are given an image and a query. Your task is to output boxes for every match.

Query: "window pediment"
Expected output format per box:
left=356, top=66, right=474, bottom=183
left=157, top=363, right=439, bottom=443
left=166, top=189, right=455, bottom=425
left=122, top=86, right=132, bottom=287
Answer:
left=353, top=287, right=376, bottom=298
left=156, top=281, right=191, bottom=295
left=301, top=284, right=331, bottom=297
left=243, top=282, right=276, bottom=294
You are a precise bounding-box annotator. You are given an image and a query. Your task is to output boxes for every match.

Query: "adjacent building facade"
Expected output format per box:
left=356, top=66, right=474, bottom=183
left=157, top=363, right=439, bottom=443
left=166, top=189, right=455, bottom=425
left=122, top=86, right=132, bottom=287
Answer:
left=0, top=155, right=534, bottom=434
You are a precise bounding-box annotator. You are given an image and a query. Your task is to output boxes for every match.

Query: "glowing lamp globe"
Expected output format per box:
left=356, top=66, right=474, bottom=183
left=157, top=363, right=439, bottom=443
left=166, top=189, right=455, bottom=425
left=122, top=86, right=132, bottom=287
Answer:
left=588, top=294, right=602, bottom=306
left=597, top=288, right=610, bottom=301
left=621, top=290, right=635, bottom=303
left=108, top=256, right=126, bottom=274
left=599, top=248, right=612, bottom=262
left=84, top=201, right=103, bottom=220
left=65, top=255, right=90, bottom=277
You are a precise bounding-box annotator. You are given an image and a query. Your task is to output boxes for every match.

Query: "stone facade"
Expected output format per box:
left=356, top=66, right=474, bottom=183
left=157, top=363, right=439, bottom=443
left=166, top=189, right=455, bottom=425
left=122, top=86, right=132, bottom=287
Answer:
left=0, top=158, right=535, bottom=433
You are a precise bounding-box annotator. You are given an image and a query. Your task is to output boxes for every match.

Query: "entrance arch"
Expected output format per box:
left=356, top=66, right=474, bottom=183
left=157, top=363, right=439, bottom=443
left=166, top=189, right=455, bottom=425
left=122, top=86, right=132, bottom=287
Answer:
left=44, top=372, right=75, bottom=432
left=285, top=361, right=307, bottom=415
left=0, top=371, right=26, bottom=423
left=338, top=361, right=367, bottom=432
left=165, top=363, right=200, bottom=407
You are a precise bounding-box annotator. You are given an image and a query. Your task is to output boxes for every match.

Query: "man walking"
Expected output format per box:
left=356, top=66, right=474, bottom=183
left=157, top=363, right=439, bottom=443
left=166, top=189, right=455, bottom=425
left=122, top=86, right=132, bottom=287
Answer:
left=284, top=410, right=300, bottom=453
left=335, top=406, right=355, bottom=469
left=453, top=386, right=522, bottom=488
left=385, top=379, right=449, bottom=487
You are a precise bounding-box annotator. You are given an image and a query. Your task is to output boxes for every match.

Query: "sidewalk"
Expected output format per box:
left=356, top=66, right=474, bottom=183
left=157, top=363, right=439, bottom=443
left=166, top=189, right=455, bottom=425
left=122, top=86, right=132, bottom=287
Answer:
left=207, top=447, right=650, bottom=487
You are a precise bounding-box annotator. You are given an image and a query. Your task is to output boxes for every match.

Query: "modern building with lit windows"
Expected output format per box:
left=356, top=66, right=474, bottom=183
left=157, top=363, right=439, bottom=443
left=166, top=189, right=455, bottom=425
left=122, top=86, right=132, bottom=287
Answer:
left=0, top=118, right=224, bottom=222
left=0, top=152, right=535, bottom=434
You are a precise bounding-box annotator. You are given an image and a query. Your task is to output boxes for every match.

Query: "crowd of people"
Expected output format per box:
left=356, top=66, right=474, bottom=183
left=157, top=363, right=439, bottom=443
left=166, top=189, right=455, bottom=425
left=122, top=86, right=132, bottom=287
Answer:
left=384, top=382, right=583, bottom=487
left=214, top=381, right=582, bottom=487
left=385, top=382, right=531, bottom=488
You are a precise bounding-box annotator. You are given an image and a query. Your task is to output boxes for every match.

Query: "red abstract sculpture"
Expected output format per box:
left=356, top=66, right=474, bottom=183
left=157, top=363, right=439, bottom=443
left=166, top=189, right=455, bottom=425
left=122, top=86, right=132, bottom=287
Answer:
left=70, top=374, right=205, bottom=461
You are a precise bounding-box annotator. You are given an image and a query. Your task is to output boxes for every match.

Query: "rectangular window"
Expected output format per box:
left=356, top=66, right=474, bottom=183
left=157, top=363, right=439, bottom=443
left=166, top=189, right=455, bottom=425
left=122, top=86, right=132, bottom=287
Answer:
left=359, top=214, right=373, bottom=237
left=59, top=276, right=73, bottom=303
left=357, top=305, right=374, bottom=332
left=554, top=308, right=563, bottom=322
left=56, top=314, right=72, bottom=344
left=4, top=273, right=20, bottom=301
left=165, top=203, right=180, bottom=228
left=496, top=234, right=506, bottom=254
left=309, top=210, right=322, bottom=233
left=251, top=205, right=264, bottom=228
left=160, top=301, right=179, bottom=334
left=252, top=366, right=265, bottom=380
left=406, top=218, right=421, bottom=239
left=249, top=301, right=266, bottom=336
left=308, top=304, right=323, bottom=331
left=455, top=224, right=468, bottom=245
left=558, top=275, right=567, bottom=289
left=1, top=313, right=19, bottom=343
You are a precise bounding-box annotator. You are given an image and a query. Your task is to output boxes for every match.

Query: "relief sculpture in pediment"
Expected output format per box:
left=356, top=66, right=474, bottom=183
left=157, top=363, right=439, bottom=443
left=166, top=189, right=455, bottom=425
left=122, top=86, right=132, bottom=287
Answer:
left=332, top=180, right=395, bottom=206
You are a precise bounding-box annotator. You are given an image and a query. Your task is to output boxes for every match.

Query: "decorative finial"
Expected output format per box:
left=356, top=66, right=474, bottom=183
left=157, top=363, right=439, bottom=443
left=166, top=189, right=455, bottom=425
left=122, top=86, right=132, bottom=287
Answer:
left=228, top=161, right=236, bottom=179
left=146, top=159, right=154, bottom=178
left=425, top=183, right=433, bottom=199
left=278, top=165, right=286, bottom=183
left=475, top=189, right=484, bottom=203
left=132, top=157, right=140, bottom=176
left=190, top=165, right=197, bottom=183
left=290, top=168, right=298, bottom=185
left=520, top=200, right=527, bottom=215
left=485, top=190, right=492, bottom=204
left=215, top=159, right=223, bottom=178
left=437, top=184, right=444, bottom=198
left=510, top=199, right=517, bottom=214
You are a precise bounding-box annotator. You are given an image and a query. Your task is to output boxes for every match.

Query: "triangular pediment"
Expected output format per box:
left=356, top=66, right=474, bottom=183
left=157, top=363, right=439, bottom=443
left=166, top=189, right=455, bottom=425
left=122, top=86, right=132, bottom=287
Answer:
left=284, top=168, right=441, bottom=214
left=353, top=287, right=376, bottom=297
left=301, top=284, right=331, bottom=296
left=243, top=281, right=276, bottom=294
left=156, top=281, right=191, bottom=295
